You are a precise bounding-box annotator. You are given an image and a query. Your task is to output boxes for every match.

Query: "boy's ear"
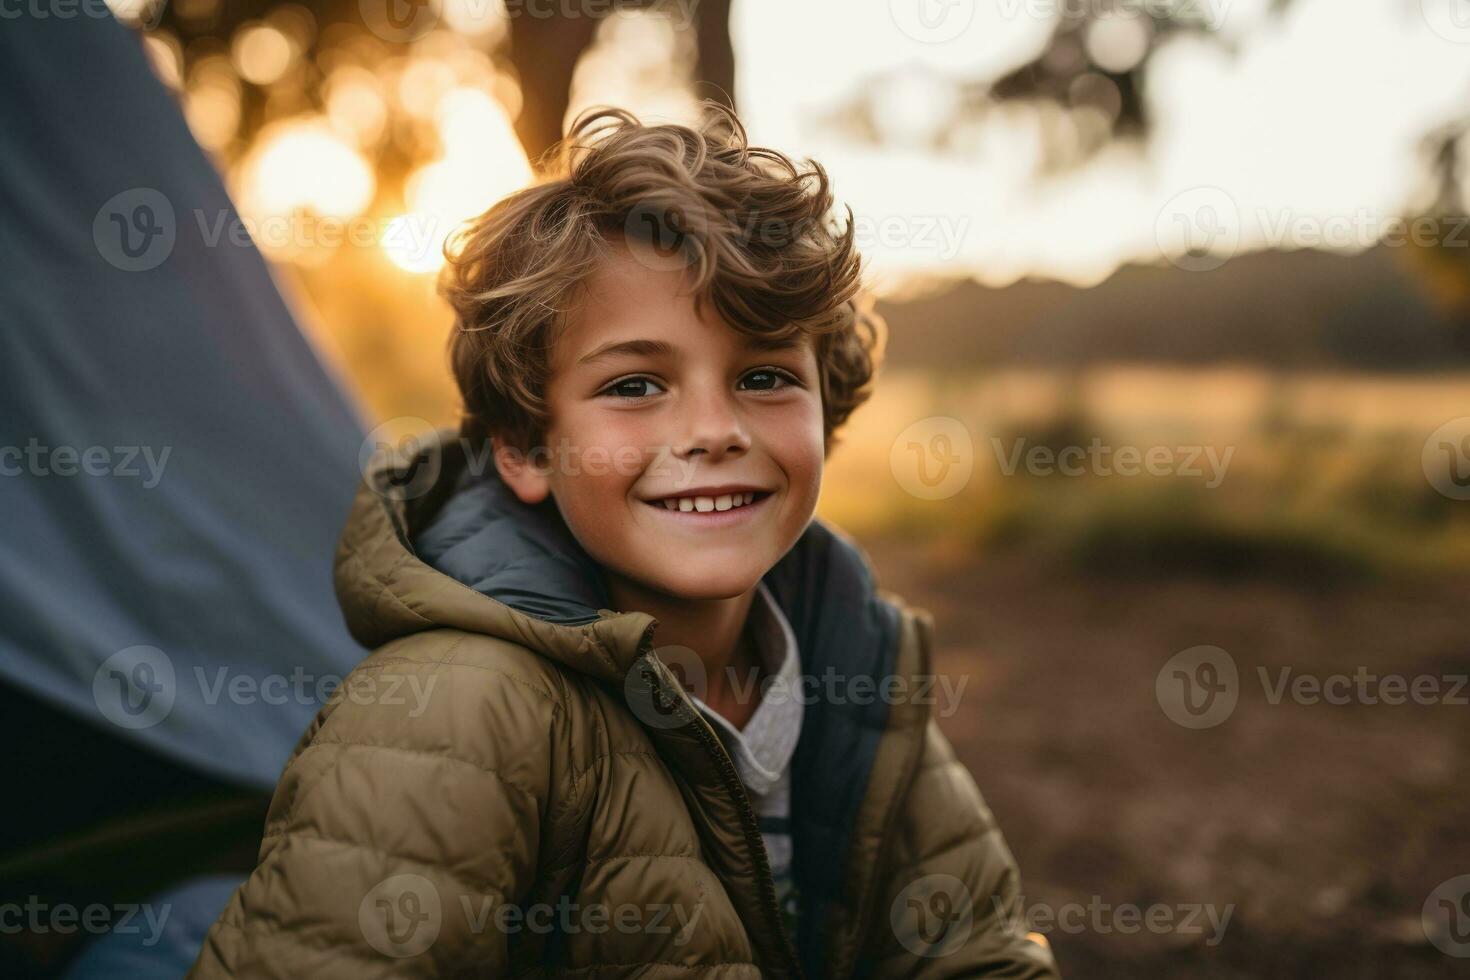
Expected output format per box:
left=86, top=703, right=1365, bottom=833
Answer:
left=491, top=434, right=552, bottom=505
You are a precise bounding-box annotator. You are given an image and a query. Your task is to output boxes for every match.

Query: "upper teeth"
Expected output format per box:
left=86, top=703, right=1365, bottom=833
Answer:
left=658, top=492, right=758, bottom=512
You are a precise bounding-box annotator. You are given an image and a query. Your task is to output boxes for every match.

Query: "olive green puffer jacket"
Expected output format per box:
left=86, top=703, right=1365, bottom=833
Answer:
left=189, top=435, right=1058, bottom=979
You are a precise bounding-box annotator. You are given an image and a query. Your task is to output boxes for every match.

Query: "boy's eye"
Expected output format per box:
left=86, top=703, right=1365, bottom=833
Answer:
left=739, top=368, right=798, bottom=392
left=600, top=369, right=800, bottom=399
left=603, top=376, right=666, bottom=399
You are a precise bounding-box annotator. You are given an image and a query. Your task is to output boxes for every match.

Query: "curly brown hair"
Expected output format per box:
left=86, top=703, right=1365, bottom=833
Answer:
left=440, top=100, right=885, bottom=456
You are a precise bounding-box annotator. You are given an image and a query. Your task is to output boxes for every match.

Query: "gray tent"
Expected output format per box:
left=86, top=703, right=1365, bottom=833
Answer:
left=0, top=11, right=367, bottom=789
left=0, top=12, right=371, bottom=974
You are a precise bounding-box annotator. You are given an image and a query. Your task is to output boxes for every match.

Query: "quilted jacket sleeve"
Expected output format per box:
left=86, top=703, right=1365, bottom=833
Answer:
left=188, top=643, right=570, bottom=979
left=866, top=718, right=1060, bottom=978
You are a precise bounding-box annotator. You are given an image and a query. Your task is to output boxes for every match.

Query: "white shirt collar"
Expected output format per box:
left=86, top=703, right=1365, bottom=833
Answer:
left=691, top=580, right=803, bottom=795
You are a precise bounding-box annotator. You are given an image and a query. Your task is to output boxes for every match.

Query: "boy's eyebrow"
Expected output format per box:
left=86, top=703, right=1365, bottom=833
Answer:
left=577, top=339, right=675, bottom=366
left=577, top=334, right=803, bottom=366
left=742, top=334, right=806, bottom=352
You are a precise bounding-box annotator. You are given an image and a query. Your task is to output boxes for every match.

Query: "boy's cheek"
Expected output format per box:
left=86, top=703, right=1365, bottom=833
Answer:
left=569, top=444, right=648, bottom=482
left=771, top=428, right=825, bottom=499
left=563, top=415, right=666, bottom=479
left=544, top=413, right=655, bottom=482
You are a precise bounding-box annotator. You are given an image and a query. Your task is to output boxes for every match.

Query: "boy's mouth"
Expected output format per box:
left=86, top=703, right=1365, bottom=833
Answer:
left=639, top=489, right=775, bottom=527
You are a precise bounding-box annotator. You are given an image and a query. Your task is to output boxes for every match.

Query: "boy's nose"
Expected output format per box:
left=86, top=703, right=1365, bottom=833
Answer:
left=675, top=391, right=751, bottom=461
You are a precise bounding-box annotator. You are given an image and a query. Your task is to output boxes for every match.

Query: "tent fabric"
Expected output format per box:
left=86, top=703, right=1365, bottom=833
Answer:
left=60, top=874, right=246, bottom=980
left=0, top=14, right=369, bottom=790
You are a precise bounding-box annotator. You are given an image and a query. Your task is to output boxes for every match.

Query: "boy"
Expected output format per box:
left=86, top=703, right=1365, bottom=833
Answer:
left=190, top=104, right=1058, bottom=978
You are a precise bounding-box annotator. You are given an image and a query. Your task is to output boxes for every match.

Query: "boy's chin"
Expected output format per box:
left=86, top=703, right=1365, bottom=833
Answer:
left=643, top=564, right=767, bottom=603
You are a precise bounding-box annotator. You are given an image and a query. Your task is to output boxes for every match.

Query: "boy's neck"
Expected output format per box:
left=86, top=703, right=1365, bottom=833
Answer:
left=605, top=575, right=763, bottom=729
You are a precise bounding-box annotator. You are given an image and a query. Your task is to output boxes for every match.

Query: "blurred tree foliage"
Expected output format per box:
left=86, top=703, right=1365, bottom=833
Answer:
left=156, top=0, right=731, bottom=164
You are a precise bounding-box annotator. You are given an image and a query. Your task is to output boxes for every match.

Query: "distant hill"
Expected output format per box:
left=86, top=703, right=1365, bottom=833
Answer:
left=876, top=247, right=1470, bottom=372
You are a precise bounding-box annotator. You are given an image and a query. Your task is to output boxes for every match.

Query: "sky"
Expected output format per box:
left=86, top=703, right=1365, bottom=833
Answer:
left=155, top=0, right=1470, bottom=292
left=725, top=0, right=1470, bottom=288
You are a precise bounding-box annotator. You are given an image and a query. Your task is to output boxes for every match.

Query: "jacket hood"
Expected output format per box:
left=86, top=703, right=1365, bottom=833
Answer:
left=333, top=430, right=905, bottom=975
left=334, top=432, right=652, bottom=683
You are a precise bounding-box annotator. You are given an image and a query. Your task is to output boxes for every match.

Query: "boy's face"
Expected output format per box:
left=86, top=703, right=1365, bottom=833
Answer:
left=494, top=238, right=825, bottom=602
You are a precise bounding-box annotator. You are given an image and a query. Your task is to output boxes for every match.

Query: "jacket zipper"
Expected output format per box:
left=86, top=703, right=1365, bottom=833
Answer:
left=639, top=649, right=806, bottom=980
left=690, top=709, right=807, bottom=980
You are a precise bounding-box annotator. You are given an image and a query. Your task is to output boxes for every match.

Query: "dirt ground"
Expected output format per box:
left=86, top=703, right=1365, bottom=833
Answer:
left=864, top=536, right=1470, bottom=979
